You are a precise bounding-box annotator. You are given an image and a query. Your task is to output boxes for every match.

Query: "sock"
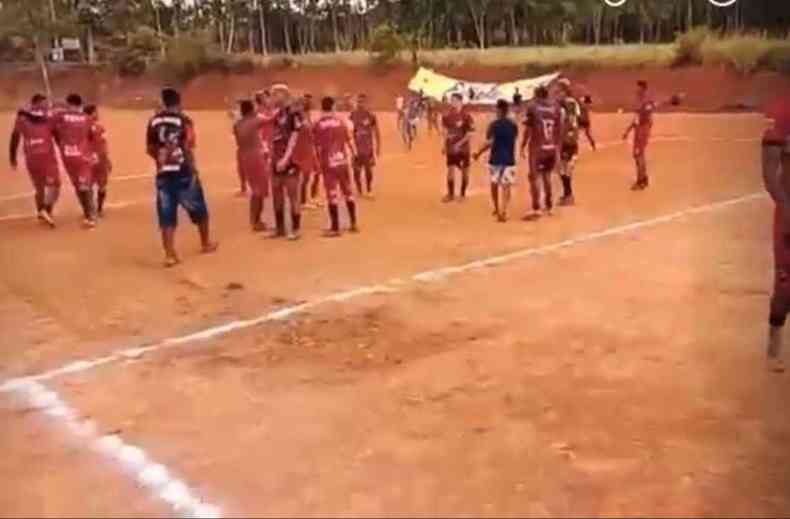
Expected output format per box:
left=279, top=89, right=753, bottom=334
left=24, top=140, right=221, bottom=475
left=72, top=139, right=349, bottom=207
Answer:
left=561, top=176, right=572, bottom=197
left=461, top=174, right=469, bottom=197
left=292, top=212, right=301, bottom=232
left=346, top=200, right=357, bottom=227
left=97, top=189, right=107, bottom=213
left=274, top=208, right=285, bottom=234
left=328, top=203, right=340, bottom=231
left=354, top=170, right=363, bottom=195
left=769, top=326, right=783, bottom=359
left=77, top=190, right=94, bottom=220
left=447, top=178, right=455, bottom=198
left=366, top=170, right=373, bottom=192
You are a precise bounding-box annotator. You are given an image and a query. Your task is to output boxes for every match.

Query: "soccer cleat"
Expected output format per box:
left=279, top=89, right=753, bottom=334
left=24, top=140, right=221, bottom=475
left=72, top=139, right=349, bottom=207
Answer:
left=82, top=217, right=97, bottom=229
left=286, top=231, right=301, bottom=241
left=38, top=210, right=56, bottom=228
left=441, top=195, right=455, bottom=203
left=349, top=224, right=360, bottom=234
left=251, top=222, right=268, bottom=233
left=322, top=229, right=342, bottom=238
left=559, top=195, right=575, bottom=207
left=767, top=356, right=786, bottom=373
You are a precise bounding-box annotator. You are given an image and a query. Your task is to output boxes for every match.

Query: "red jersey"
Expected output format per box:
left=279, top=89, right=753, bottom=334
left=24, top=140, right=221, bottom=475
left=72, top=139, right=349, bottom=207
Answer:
left=13, top=109, right=57, bottom=161
left=349, top=109, right=378, bottom=157
left=257, top=108, right=276, bottom=152
left=294, top=114, right=316, bottom=166
left=442, top=110, right=474, bottom=154
left=52, top=108, right=93, bottom=160
left=525, top=99, right=562, bottom=152
left=313, top=114, right=351, bottom=171
left=271, top=106, right=304, bottom=162
left=89, top=120, right=108, bottom=160
left=634, top=98, right=655, bottom=134
left=764, top=95, right=790, bottom=145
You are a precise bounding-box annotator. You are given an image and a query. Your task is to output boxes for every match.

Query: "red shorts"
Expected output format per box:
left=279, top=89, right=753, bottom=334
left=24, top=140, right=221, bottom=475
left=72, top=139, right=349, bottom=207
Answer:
left=633, top=131, right=650, bottom=157
left=322, top=164, right=353, bottom=202
left=238, top=149, right=270, bottom=197
left=447, top=152, right=470, bottom=169
left=62, top=156, right=92, bottom=189
left=26, top=156, right=60, bottom=189
left=530, top=150, right=557, bottom=175
left=91, top=156, right=110, bottom=189
left=353, top=154, right=376, bottom=169
left=775, top=207, right=790, bottom=297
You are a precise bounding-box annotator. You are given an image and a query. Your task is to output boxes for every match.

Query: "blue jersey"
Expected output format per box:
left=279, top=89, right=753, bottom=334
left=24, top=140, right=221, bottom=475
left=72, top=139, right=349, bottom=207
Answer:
left=487, top=117, right=518, bottom=167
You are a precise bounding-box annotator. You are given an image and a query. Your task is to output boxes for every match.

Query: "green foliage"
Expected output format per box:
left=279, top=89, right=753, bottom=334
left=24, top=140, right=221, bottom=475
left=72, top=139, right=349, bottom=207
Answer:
left=760, top=44, right=790, bottom=75
left=673, top=27, right=712, bottom=67
left=369, top=23, right=405, bottom=66
left=112, top=26, right=160, bottom=77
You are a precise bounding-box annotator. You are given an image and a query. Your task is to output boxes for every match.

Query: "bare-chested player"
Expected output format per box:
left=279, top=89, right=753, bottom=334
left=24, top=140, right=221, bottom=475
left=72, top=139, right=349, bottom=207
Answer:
left=441, top=93, right=475, bottom=202
left=763, top=94, right=790, bottom=373
left=8, top=93, right=60, bottom=227
left=520, top=85, right=563, bottom=219
left=52, top=93, right=98, bottom=227
left=84, top=104, right=112, bottom=218
left=270, top=84, right=304, bottom=240
left=349, top=93, right=381, bottom=198
left=313, top=96, right=359, bottom=237
left=623, top=80, right=655, bottom=190
left=234, top=99, right=269, bottom=232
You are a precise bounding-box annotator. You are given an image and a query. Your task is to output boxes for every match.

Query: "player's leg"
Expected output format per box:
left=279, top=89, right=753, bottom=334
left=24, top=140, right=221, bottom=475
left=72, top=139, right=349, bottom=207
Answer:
left=525, top=156, right=542, bottom=219
left=236, top=150, right=247, bottom=197
left=364, top=163, right=374, bottom=197
left=339, top=166, right=358, bottom=232
left=247, top=159, right=266, bottom=232
left=459, top=158, right=470, bottom=200
left=443, top=161, right=457, bottom=203
left=542, top=170, right=554, bottom=214
left=284, top=168, right=302, bottom=240
left=270, top=174, right=286, bottom=238
left=489, top=167, right=500, bottom=218
left=178, top=174, right=217, bottom=254
left=559, top=146, right=577, bottom=206
left=41, top=162, right=60, bottom=225
left=156, top=175, right=180, bottom=266
left=310, top=168, right=322, bottom=206
left=94, top=160, right=109, bottom=217
left=322, top=169, right=341, bottom=236
left=69, top=160, right=97, bottom=227
left=352, top=158, right=364, bottom=196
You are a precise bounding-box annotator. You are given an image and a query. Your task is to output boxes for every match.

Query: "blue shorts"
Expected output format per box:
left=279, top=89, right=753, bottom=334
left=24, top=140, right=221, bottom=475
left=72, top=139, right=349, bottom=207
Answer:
left=156, top=172, right=209, bottom=229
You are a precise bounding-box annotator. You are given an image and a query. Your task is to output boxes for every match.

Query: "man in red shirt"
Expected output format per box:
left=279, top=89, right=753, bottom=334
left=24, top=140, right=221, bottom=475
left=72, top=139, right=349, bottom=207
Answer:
left=763, top=94, right=790, bottom=373
left=349, top=93, right=381, bottom=198
left=52, top=93, right=97, bottom=227
left=8, top=94, right=60, bottom=227
left=520, top=85, right=563, bottom=219
left=313, top=96, right=358, bottom=237
left=270, top=84, right=303, bottom=240
left=234, top=99, right=269, bottom=232
left=294, top=95, right=321, bottom=209
left=623, top=80, right=655, bottom=191
left=84, top=105, right=112, bottom=218
left=441, top=93, right=474, bottom=203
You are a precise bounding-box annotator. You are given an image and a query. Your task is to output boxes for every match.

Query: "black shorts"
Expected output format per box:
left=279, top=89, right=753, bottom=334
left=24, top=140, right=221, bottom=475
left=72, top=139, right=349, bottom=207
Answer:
left=561, top=143, right=579, bottom=162
left=763, top=138, right=790, bottom=156
left=447, top=153, right=471, bottom=169
left=579, top=118, right=591, bottom=130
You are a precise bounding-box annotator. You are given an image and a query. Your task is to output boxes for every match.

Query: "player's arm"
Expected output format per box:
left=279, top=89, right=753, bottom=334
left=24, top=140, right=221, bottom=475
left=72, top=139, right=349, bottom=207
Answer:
left=277, top=114, right=301, bottom=171
left=455, top=115, right=474, bottom=151
left=145, top=121, right=158, bottom=160
left=373, top=115, right=382, bottom=157
left=520, top=117, right=532, bottom=158
left=623, top=117, right=636, bottom=140
left=9, top=115, right=22, bottom=169
left=345, top=125, right=357, bottom=161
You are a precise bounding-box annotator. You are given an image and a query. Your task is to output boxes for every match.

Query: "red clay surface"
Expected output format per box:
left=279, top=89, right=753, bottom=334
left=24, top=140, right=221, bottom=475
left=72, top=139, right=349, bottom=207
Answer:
left=1, top=108, right=789, bottom=516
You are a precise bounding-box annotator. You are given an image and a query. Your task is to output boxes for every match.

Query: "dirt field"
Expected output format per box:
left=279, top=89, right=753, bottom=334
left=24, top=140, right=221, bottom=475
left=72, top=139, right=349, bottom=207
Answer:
left=1, top=108, right=789, bottom=517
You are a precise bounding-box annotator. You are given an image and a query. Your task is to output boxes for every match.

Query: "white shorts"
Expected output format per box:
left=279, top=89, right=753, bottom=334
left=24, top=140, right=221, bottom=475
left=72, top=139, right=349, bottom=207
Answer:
left=489, top=165, right=516, bottom=185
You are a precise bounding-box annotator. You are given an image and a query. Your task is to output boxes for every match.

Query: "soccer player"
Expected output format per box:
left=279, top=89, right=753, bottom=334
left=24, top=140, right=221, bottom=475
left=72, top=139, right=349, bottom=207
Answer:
left=294, top=95, right=321, bottom=210
left=349, top=93, right=381, bottom=198
left=146, top=87, right=217, bottom=267
left=441, top=93, right=474, bottom=202
left=763, top=94, right=790, bottom=373
left=623, top=80, right=655, bottom=190
left=520, top=85, right=563, bottom=219
left=313, top=96, right=359, bottom=237
left=8, top=93, right=60, bottom=227
left=234, top=99, right=269, bottom=232
left=473, top=99, right=518, bottom=222
left=84, top=104, right=112, bottom=218
left=270, top=84, right=304, bottom=240
left=395, top=94, right=405, bottom=130
left=580, top=95, right=597, bottom=150
left=426, top=98, right=440, bottom=134
left=556, top=79, right=582, bottom=206
left=52, top=93, right=98, bottom=227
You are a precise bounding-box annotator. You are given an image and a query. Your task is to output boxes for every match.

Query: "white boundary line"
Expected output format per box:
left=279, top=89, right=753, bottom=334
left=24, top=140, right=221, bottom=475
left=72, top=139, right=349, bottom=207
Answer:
left=0, top=191, right=766, bottom=393
left=6, top=380, right=222, bottom=518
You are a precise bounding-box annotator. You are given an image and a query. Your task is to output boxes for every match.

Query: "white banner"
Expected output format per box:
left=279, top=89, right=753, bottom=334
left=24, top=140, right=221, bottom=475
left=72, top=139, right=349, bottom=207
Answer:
left=408, top=67, right=561, bottom=105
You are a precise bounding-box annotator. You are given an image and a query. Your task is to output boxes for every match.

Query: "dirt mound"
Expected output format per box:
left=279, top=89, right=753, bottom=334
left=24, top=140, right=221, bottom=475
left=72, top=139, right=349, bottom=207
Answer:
left=1, top=64, right=788, bottom=112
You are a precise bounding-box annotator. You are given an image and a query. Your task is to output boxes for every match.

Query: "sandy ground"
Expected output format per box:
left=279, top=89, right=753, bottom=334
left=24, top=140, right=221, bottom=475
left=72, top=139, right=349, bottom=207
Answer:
left=1, top=109, right=788, bottom=516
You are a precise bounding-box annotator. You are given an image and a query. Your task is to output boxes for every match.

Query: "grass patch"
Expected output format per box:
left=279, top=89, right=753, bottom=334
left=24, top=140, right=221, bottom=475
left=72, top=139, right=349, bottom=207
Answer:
left=674, top=28, right=790, bottom=74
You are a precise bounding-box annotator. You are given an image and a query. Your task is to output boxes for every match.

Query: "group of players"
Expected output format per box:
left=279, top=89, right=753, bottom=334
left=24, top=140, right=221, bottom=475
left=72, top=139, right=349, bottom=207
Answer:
left=9, top=93, right=111, bottom=229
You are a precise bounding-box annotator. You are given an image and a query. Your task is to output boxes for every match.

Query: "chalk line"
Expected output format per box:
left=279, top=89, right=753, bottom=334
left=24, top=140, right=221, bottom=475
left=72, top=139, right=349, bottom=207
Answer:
left=0, top=191, right=766, bottom=392
left=6, top=379, right=222, bottom=518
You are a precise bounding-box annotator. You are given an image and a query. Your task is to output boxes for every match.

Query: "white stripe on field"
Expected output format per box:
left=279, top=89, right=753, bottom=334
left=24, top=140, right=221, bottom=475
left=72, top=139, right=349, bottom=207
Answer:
left=6, top=380, right=222, bottom=518
left=0, top=191, right=766, bottom=391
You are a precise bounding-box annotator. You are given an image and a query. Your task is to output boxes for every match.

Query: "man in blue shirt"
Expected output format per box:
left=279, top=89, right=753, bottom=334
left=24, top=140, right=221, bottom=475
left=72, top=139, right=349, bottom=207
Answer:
left=473, top=99, right=518, bottom=222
